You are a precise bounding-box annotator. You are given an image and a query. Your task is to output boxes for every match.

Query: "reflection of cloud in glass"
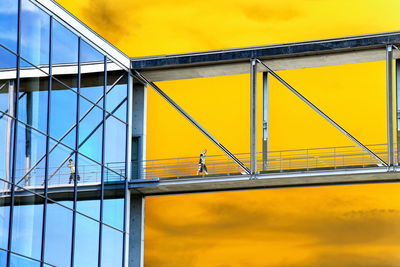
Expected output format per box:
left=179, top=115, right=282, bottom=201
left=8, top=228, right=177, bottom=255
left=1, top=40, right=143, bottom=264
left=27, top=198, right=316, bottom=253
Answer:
left=0, top=0, right=18, bottom=14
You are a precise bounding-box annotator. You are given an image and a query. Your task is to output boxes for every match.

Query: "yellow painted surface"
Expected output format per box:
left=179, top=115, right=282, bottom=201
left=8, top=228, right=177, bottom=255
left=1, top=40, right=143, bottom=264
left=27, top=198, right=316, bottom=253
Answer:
left=56, top=0, right=400, bottom=265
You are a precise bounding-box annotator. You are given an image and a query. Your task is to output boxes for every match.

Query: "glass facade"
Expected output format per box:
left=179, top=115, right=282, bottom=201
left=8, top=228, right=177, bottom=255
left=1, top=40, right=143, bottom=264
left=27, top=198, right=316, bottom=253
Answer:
left=0, top=0, right=131, bottom=266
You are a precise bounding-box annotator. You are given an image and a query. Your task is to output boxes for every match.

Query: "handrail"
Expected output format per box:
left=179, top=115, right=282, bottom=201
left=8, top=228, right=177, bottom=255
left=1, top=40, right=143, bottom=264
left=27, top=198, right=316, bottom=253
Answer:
left=1, top=143, right=393, bottom=185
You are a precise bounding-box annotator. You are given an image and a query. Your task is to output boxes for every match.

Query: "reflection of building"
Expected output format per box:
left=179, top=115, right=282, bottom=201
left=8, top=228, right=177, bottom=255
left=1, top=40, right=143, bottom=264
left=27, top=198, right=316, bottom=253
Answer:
left=0, top=0, right=145, bottom=266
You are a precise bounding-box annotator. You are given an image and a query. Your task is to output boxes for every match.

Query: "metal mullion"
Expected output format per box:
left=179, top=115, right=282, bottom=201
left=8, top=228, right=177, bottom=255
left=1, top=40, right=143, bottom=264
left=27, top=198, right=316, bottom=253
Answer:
left=396, top=59, right=400, bottom=165
left=70, top=37, right=81, bottom=267
left=40, top=15, right=52, bottom=267
left=122, top=72, right=132, bottom=266
left=387, top=45, right=394, bottom=168
left=6, top=0, right=21, bottom=265
left=98, top=56, right=106, bottom=267
left=250, top=59, right=257, bottom=175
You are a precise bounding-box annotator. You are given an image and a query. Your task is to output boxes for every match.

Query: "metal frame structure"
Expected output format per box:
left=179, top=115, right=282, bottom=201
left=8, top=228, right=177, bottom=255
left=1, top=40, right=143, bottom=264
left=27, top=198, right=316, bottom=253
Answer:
left=2, top=1, right=400, bottom=267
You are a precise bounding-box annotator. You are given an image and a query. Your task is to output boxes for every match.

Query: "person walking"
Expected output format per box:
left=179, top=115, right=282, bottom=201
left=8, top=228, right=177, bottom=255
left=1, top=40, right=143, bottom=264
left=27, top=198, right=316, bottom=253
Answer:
left=68, top=159, right=77, bottom=184
left=197, top=149, right=208, bottom=175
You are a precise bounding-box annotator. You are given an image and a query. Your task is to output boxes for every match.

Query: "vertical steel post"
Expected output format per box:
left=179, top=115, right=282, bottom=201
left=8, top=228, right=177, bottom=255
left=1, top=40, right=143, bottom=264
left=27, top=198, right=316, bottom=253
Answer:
left=396, top=59, right=400, bottom=165
left=250, top=59, right=257, bottom=175
left=387, top=45, right=394, bottom=168
left=262, top=72, right=269, bottom=171
left=98, top=55, right=107, bottom=267
left=7, top=0, right=21, bottom=265
left=40, top=16, right=53, bottom=267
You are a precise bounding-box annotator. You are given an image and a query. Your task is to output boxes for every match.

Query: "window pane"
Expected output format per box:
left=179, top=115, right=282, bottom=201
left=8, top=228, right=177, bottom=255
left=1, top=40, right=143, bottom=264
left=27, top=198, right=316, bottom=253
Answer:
left=45, top=201, right=72, bottom=267
left=11, top=188, right=44, bottom=260
left=106, top=67, right=127, bottom=122
left=18, top=59, right=49, bottom=134
left=14, top=122, right=47, bottom=188
left=105, top=116, right=126, bottom=175
left=0, top=181, right=10, bottom=250
left=0, top=114, right=13, bottom=185
left=79, top=97, right=103, bottom=163
left=20, top=0, right=50, bottom=67
left=52, top=19, right=78, bottom=92
left=103, top=189, right=124, bottom=230
left=48, top=140, right=75, bottom=188
left=74, top=214, right=99, bottom=267
left=10, top=253, right=41, bottom=267
left=50, top=79, right=77, bottom=148
left=77, top=154, right=100, bottom=220
left=0, top=249, right=6, bottom=266
left=101, top=226, right=123, bottom=267
left=80, top=40, right=104, bottom=106
left=0, top=0, right=18, bottom=52
left=0, top=45, right=17, bottom=116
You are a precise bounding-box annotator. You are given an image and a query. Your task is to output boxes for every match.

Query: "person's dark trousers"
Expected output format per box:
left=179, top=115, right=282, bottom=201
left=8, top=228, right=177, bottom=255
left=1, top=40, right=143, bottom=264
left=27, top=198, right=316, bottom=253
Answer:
left=69, top=173, right=76, bottom=184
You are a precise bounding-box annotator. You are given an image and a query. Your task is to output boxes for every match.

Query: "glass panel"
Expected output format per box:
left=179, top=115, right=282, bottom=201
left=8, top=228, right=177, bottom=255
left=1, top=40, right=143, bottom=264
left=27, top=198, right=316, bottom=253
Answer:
left=0, top=114, right=13, bottom=186
left=101, top=226, right=123, bottom=267
left=0, top=249, right=6, bottom=266
left=77, top=154, right=100, bottom=220
left=105, top=116, right=126, bottom=175
left=50, top=78, right=77, bottom=148
left=52, top=19, right=78, bottom=92
left=11, top=187, right=44, bottom=260
left=45, top=201, right=72, bottom=267
left=14, top=122, right=46, bottom=188
left=0, top=180, right=10, bottom=251
left=74, top=214, right=99, bottom=267
left=20, top=0, right=50, bottom=67
left=0, top=0, right=18, bottom=52
left=106, top=69, right=127, bottom=122
left=0, top=46, right=17, bottom=116
left=10, top=253, right=41, bottom=267
left=79, top=97, right=103, bottom=163
left=80, top=40, right=104, bottom=105
left=48, top=139, right=75, bottom=189
left=18, top=59, right=49, bottom=134
left=103, top=189, right=124, bottom=230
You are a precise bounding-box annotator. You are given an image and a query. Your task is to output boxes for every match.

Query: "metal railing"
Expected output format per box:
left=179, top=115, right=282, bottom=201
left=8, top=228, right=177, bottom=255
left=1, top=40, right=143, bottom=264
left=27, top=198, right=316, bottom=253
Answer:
left=0, top=144, right=393, bottom=188
left=136, top=144, right=390, bottom=179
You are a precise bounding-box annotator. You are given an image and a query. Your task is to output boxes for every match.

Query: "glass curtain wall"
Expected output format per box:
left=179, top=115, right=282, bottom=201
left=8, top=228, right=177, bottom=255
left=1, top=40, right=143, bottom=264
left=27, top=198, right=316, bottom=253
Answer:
left=0, top=0, right=130, bottom=266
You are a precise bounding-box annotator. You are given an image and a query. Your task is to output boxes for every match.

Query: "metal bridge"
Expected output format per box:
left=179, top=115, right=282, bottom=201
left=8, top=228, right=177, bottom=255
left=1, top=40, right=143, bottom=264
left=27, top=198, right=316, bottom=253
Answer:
left=2, top=143, right=399, bottom=202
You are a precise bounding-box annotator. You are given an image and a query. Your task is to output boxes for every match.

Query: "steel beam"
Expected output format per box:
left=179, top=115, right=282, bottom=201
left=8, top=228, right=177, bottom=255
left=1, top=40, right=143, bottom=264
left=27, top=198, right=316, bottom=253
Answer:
left=250, top=59, right=257, bottom=175
left=262, top=72, right=269, bottom=171
left=134, top=71, right=251, bottom=175
left=396, top=58, right=400, bottom=164
left=387, top=45, right=394, bottom=167
left=256, top=59, right=388, bottom=167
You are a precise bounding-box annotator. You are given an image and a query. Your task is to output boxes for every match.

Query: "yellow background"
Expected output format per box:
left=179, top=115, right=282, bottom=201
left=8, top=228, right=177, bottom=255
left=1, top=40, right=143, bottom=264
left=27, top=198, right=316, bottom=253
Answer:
left=57, top=0, right=400, bottom=265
